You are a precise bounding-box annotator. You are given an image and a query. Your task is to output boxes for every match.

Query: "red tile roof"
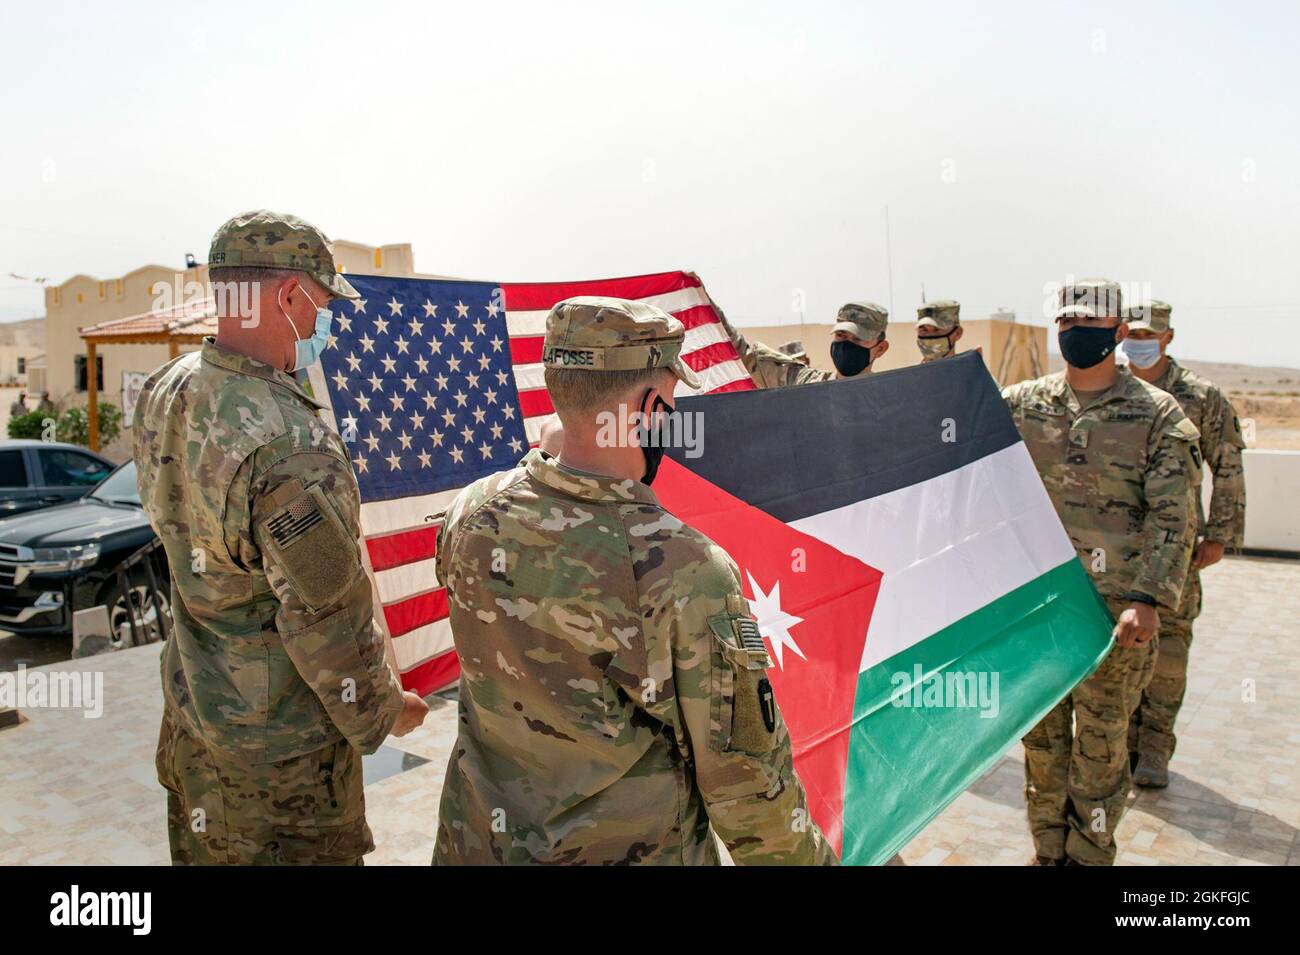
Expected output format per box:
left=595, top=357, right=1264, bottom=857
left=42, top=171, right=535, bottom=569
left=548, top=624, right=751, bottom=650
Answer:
left=79, top=298, right=216, bottom=340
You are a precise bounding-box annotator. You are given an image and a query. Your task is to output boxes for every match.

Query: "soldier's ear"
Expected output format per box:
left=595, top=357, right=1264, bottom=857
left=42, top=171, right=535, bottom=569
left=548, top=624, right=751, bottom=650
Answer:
left=1164, top=329, right=1175, bottom=348
left=952, top=326, right=964, bottom=343
left=1115, top=322, right=1130, bottom=343
left=280, top=275, right=304, bottom=307
left=874, top=338, right=890, bottom=359
left=654, top=370, right=677, bottom=409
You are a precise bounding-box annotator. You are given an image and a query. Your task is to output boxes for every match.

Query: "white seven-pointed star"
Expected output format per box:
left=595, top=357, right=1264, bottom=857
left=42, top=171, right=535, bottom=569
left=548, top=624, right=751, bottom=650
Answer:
left=745, top=572, right=806, bottom=670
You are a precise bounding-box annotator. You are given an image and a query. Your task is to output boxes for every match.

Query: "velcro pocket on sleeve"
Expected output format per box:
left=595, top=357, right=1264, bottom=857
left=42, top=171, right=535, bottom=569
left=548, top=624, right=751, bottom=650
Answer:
left=708, top=610, right=778, bottom=756
left=260, top=484, right=362, bottom=614
left=1165, top=418, right=1204, bottom=485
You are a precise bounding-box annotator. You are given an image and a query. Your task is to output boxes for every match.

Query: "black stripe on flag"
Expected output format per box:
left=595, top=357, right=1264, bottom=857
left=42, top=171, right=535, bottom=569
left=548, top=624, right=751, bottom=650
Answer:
left=669, top=352, right=1019, bottom=523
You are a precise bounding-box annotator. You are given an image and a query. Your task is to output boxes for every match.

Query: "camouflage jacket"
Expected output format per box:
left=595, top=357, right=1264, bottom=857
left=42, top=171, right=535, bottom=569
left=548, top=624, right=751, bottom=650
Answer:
left=1002, top=368, right=1202, bottom=613
left=717, top=309, right=834, bottom=389
left=1151, top=358, right=1246, bottom=547
left=745, top=340, right=835, bottom=389
left=133, top=338, right=403, bottom=763
left=432, top=449, right=836, bottom=865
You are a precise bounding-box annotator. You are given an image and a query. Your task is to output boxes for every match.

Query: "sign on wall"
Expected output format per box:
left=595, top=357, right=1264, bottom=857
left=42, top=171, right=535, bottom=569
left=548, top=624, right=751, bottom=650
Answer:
left=121, top=371, right=149, bottom=425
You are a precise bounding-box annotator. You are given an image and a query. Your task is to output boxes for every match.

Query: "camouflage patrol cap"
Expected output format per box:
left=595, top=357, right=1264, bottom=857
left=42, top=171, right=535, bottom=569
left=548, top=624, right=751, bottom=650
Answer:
left=917, top=299, right=961, bottom=332
left=832, top=301, right=889, bottom=340
left=1054, top=303, right=1098, bottom=322
left=1059, top=277, right=1122, bottom=319
left=208, top=209, right=359, bottom=300
left=1122, top=300, right=1172, bottom=333
left=543, top=296, right=701, bottom=389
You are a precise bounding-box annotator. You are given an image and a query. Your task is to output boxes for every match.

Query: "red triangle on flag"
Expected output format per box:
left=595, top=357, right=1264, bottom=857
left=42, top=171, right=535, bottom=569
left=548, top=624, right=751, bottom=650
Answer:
left=654, top=458, right=882, bottom=854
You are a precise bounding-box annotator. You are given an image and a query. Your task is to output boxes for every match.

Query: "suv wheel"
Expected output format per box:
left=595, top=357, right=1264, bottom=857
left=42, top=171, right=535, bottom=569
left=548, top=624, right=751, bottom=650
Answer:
left=99, top=577, right=171, bottom=645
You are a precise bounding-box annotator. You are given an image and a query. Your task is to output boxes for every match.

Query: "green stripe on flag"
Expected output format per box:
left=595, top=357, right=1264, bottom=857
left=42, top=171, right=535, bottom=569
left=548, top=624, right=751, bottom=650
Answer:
left=840, top=559, right=1113, bottom=865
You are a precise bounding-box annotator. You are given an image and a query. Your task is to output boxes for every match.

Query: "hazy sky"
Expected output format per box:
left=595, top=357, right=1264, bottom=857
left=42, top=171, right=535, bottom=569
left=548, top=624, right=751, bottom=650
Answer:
left=2, top=0, right=1297, bottom=367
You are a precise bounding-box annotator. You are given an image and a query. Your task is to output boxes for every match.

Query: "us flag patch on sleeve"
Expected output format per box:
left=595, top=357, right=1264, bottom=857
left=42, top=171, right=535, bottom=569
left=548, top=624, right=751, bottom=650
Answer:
left=267, top=495, right=325, bottom=549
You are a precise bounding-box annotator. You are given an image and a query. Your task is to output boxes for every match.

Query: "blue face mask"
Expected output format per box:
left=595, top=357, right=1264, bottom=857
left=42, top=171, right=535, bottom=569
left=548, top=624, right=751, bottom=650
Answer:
left=279, top=285, right=333, bottom=371
left=1122, top=337, right=1162, bottom=369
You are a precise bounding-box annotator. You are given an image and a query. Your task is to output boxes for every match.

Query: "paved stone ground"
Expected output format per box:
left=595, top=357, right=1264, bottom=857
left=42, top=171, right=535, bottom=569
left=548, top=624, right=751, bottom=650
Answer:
left=1, top=555, right=1295, bottom=866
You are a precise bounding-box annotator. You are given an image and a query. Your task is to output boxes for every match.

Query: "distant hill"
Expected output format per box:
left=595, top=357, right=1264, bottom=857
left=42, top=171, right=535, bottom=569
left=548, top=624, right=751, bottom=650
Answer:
left=1047, top=355, right=1299, bottom=394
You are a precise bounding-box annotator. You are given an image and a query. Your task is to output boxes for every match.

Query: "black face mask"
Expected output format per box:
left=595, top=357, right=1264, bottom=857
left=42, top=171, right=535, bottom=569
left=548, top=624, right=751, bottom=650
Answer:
left=1057, top=325, right=1118, bottom=370
left=830, top=339, right=873, bottom=377
left=637, top=389, right=672, bottom=485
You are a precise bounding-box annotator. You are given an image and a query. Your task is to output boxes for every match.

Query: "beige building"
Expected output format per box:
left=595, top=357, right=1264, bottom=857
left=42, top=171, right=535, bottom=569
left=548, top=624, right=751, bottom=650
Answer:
left=0, top=317, right=45, bottom=390
left=741, top=307, right=1046, bottom=386
left=44, top=239, right=418, bottom=415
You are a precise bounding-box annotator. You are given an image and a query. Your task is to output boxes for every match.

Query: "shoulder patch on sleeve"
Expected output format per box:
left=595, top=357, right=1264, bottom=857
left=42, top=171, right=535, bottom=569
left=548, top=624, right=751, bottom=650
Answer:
left=260, top=484, right=361, bottom=613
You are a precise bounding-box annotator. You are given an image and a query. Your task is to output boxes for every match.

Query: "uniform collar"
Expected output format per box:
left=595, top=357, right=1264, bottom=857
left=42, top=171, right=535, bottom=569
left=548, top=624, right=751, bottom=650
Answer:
left=201, top=337, right=326, bottom=410
left=1153, top=355, right=1182, bottom=391
left=524, top=449, right=661, bottom=506
left=1052, top=365, right=1139, bottom=412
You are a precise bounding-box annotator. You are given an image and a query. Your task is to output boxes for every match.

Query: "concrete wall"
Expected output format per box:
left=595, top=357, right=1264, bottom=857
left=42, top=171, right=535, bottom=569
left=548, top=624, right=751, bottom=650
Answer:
left=1212, top=450, right=1300, bottom=553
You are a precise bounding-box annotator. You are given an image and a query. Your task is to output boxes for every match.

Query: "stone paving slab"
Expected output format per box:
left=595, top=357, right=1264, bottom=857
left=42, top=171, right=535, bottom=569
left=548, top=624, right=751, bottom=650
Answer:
left=0, top=555, right=1295, bottom=866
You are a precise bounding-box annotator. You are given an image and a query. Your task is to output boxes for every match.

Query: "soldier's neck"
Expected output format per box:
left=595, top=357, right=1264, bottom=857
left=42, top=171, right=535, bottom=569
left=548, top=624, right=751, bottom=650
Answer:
left=1064, top=358, right=1119, bottom=393
left=557, top=438, right=645, bottom=483
left=1129, top=355, right=1171, bottom=384
left=215, top=321, right=289, bottom=372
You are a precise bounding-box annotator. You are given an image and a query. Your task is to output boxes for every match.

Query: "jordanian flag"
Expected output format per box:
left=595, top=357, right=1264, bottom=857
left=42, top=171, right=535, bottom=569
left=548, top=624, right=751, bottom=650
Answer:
left=657, top=352, right=1113, bottom=865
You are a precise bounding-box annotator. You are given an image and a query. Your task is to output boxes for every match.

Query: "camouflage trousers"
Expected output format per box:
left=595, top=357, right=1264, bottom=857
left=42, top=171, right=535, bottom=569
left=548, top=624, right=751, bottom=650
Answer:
left=1129, top=572, right=1201, bottom=762
left=1023, top=610, right=1156, bottom=866
left=155, top=709, right=373, bottom=865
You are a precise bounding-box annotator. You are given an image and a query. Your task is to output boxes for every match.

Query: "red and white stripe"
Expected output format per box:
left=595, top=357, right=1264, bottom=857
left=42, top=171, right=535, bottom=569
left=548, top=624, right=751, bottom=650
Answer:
left=336, top=270, right=754, bottom=696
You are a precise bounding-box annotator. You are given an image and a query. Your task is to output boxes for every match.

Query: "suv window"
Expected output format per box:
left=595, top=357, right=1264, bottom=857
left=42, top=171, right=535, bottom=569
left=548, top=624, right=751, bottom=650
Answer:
left=39, top=449, right=111, bottom=487
left=0, top=450, right=26, bottom=488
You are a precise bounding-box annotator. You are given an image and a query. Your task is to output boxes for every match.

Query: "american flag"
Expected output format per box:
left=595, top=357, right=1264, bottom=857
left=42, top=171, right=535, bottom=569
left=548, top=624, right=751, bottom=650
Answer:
left=305, top=270, right=755, bottom=696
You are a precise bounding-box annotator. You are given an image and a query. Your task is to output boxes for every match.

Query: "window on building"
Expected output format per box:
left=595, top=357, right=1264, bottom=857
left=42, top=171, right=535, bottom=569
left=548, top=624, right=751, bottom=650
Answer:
left=17, top=357, right=25, bottom=374
left=74, top=354, right=104, bottom=392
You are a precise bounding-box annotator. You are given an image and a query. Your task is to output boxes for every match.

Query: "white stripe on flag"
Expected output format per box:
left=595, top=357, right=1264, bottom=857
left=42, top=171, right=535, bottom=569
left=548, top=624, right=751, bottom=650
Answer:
left=392, top=618, right=455, bottom=670
left=790, top=442, right=1079, bottom=673
left=512, top=323, right=730, bottom=402
left=512, top=362, right=545, bottom=393
left=684, top=321, right=729, bottom=353
left=504, top=286, right=713, bottom=338
left=505, top=310, right=547, bottom=338
left=360, top=487, right=463, bottom=537
left=682, top=358, right=749, bottom=395
left=641, top=286, right=711, bottom=316
left=374, top=557, right=440, bottom=605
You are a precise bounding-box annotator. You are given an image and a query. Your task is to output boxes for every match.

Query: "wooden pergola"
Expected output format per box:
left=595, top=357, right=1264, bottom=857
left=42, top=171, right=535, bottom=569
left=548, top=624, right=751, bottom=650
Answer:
left=78, top=301, right=215, bottom=451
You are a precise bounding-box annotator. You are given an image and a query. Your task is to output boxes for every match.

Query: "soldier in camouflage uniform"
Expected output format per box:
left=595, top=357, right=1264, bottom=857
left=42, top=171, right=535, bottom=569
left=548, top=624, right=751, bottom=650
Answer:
left=916, top=299, right=963, bottom=362
left=1121, top=300, right=1247, bottom=787
left=720, top=302, right=889, bottom=388
left=133, top=210, right=427, bottom=865
left=432, top=296, right=836, bottom=865
left=1002, top=279, right=1201, bottom=866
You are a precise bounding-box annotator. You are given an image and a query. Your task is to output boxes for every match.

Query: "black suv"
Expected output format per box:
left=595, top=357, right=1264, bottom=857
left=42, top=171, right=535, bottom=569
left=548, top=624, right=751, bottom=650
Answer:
left=0, top=439, right=115, bottom=519
left=0, top=460, right=169, bottom=639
